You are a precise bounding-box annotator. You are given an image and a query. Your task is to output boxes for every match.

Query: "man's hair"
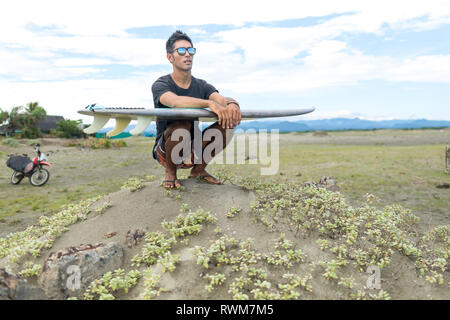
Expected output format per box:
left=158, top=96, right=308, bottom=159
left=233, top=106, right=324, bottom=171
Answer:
left=166, top=30, right=193, bottom=53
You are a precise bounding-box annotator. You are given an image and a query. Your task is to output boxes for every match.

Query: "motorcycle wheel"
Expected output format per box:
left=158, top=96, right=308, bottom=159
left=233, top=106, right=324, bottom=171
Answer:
left=11, top=171, right=24, bottom=185
left=29, top=168, right=50, bottom=186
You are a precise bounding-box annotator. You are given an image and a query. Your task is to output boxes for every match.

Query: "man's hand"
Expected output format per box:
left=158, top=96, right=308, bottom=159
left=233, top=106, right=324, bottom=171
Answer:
left=227, top=103, right=241, bottom=128
left=207, top=92, right=242, bottom=129
left=208, top=101, right=230, bottom=129
left=208, top=101, right=240, bottom=129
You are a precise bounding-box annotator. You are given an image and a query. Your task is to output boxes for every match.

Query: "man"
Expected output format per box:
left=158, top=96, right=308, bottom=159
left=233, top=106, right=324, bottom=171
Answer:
left=152, top=30, right=241, bottom=189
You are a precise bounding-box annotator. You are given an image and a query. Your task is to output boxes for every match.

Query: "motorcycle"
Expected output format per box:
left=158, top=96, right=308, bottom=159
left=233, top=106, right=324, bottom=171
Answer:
left=8, top=144, right=52, bottom=186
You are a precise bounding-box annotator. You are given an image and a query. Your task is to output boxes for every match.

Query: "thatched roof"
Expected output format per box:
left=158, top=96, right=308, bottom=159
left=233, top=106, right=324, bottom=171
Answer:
left=36, top=115, right=64, bottom=132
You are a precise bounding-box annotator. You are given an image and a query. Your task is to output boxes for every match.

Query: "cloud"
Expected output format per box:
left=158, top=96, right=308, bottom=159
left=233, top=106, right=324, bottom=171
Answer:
left=208, top=41, right=450, bottom=94
left=0, top=73, right=162, bottom=121
left=1, top=0, right=450, bottom=120
left=387, top=55, right=450, bottom=82
left=53, top=58, right=112, bottom=67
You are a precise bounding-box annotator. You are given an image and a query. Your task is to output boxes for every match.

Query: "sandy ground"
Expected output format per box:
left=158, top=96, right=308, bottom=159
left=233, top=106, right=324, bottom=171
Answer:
left=13, top=179, right=444, bottom=300
left=0, top=132, right=448, bottom=300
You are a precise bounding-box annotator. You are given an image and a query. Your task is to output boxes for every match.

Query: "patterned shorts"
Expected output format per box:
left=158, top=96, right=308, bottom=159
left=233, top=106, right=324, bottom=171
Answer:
left=154, top=136, right=195, bottom=169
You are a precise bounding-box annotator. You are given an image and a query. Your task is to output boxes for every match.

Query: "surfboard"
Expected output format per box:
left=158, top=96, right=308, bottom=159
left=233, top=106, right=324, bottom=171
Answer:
left=78, top=104, right=315, bottom=137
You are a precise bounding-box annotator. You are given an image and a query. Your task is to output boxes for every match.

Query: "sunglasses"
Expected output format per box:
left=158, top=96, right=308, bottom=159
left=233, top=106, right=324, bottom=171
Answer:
left=173, top=47, right=196, bottom=56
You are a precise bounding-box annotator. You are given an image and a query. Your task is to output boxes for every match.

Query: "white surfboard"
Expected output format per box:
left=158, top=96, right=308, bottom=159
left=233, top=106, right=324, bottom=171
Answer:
left=78, top=104, right=315, bottom=137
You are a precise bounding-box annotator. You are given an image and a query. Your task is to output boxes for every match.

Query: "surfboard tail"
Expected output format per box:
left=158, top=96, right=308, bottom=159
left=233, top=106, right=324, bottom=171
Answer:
left=83, top=115, right=154, bottom=137
left=129, top=116, right=153, bottom=136
left=83, top=115, right=110, bottom=134
left=82, top=105, right=149, bottom=137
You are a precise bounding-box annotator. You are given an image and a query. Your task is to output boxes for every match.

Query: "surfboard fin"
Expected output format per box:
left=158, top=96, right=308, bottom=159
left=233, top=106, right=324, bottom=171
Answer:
left=107, top=118, right=131, bottom=137
left=83, top=115, right=110, bottom=134
left=130, top=116, right=152, bottom=136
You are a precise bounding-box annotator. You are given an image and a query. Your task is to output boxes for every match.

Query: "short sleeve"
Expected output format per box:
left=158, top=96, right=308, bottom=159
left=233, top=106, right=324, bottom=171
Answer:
left=152, top=77, right=171, bottom=107
left=202, top=80, right=218, bottom=100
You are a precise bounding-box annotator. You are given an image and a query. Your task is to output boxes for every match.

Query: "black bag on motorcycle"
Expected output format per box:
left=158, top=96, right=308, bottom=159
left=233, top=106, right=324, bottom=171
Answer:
left=6, top=155, right=33, bottom=173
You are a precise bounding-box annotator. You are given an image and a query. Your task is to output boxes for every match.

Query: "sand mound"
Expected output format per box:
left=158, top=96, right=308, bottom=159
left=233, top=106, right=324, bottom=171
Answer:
left=44, top=179, right=256, bottom=252
left=32, top=178, right=271, bottom=300
left=1, top=177, right=448, bottom=300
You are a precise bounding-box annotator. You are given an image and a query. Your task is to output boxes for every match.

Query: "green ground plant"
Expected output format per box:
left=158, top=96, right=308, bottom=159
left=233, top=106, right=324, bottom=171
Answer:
left=204, top=273, right=226, bottom=292
left=221, top=172, right=448, bottom=288
left=0, top=196, right=101, bottom=264
left=142, top=270, right=162, bottom=300
left=83, top=269, right=141, bottom=300
left=18, top=261, right=42, bottom=277
left=1, top=138, right=19, bottom=147
left=88, top=202, right=218, bottom=299
left=131, top=231, right=176, bottom=267
left=162, top=209, right=216, bottom=238
left=121, top=177, right=145, bottom=192
left=95, top=201, right=112, bottom=214
left=190, top=233, right=312, bottom=300
left=226, top=206, right=242, bottom=218
left=65, top=138, right=127, bottom=149
left=158, top=252, right=180, bottom=273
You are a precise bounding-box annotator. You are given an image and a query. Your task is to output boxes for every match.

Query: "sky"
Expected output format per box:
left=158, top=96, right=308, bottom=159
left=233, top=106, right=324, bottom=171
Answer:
left=0, top=0, right=449, bottom=124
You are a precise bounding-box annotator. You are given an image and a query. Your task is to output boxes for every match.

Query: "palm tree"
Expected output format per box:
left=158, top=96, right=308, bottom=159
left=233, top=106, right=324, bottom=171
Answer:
left=3, top=106, right=24, bottom=136
left=22, top=102, right=46, bottom=138
left=0, top=108, right=9, bottom=136
left=0, top=108, right=8, bottom=124
left=25, top=102, right=46, bottom=125
left=0, top=102, right=47, bottom=137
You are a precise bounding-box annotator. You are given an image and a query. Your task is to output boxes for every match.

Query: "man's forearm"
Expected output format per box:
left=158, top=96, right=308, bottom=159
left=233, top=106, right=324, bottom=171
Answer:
left=224, top=97, right=240, bottom=109
left=209, top=94, right=239, bottom=109
left=171, top=96, right=212, bottom=108
left=168, top=94, right=239, bottom=111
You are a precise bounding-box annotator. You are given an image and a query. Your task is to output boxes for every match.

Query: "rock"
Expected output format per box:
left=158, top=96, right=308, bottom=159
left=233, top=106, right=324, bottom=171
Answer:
left=104, top=231, right=118, bottom=238
left=125, top=229, right=146, bottom=248
left=303, top=176, right=337, bottom=190
left=303, top=181, right=315, bottom=187
left=0, top=268, right=48, bottom=300
left=319, top=176, right=336, bottom=187
left=38, top=242, right=124, bottom=300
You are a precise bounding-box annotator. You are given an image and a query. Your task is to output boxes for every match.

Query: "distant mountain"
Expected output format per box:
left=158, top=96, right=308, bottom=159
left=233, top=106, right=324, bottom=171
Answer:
left=233, top=118, right=450, bottom=132
left=97, top=118, right=450, bottom=135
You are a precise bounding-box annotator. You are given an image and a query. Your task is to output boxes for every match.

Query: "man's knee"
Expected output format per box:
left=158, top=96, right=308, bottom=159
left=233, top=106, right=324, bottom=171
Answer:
left=164, top=120, right=191, bottom=141
left=203, top=122, right=234, bottom=144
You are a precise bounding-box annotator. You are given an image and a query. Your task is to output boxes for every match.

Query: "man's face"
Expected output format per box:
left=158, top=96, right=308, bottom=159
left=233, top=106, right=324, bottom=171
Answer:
left=168, top=39, right=194, bottom=71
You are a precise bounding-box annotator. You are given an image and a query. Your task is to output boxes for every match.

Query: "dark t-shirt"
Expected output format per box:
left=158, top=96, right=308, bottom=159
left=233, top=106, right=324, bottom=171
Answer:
left=151, top=74, right=218, bottom=157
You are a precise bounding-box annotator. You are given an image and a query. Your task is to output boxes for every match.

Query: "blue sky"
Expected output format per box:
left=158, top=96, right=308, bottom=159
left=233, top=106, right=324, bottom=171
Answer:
left=0, top=0, right=449, bottom=122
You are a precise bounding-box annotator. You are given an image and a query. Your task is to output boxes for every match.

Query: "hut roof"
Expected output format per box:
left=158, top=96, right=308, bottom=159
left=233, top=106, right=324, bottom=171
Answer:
left=36, top=115, right=64, bottom=132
